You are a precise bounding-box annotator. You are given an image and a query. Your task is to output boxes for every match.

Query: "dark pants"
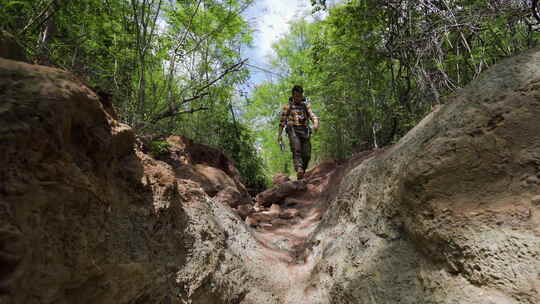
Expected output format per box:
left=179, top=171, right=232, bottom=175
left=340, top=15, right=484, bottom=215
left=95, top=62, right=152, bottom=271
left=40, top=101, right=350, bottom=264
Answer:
left=287, top=126, right=311, bottom=172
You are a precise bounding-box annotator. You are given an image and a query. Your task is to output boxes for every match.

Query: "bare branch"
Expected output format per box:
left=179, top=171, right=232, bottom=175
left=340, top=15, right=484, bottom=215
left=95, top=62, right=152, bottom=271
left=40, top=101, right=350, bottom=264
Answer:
left=174, top=0, right=203, bottom=54
left=19, top=0, right=58, bottom=35
left=181, top=92, right=209, bottom=105
left=196, top=58, right=247, bottom=94
left=150, top=58, right=247, bottom=123
left=175, top=106, right=209, bottom=116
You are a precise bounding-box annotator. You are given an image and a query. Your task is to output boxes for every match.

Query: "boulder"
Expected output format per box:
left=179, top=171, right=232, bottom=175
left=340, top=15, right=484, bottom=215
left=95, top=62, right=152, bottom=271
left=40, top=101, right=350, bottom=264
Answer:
left=214, top=186, right=245, bottom=208
left=270, top=218, right=289, bottom=228
left=268, top=204, right=282, bottom=216
left=236, top=204, right=254, bottom=220
left=255, top=180, right=307, bottom=207
left=245, top=216, right=257, bottom=227
left=194, top=164, right=238, bottom=196
left=272, top=173, right=290, bottom=186
left=303, top=159, right=337, bottom=180
left=154, top=135, right=252, bottom=202
left=279, top=208, right=300, bottom=219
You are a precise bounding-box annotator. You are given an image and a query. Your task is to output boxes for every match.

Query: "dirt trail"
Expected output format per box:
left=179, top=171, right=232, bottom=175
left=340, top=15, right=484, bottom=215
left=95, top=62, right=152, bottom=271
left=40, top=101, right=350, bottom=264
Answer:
left=247, top=183, right=327, bottom=302
left=237, top=152, right=377, bottom=302
left=254, top=201, right=323, bottom=301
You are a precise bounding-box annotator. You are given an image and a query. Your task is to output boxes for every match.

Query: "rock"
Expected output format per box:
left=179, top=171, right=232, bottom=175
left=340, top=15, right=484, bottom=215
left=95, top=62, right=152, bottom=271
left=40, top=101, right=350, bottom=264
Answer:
left=95, top=90, right=119, bottom=120
left=271, top=218, right=289, bottom=227
left=253, top=202, right=264, bottom=212
left=249, top=213, right=273, bottom=224
left=0, top=221, right=25, bottom=291
left=526, top=175, right=540, bottom=185
left=283, top=197, right=304, bottom=208
left=268, top=204, right=282, bottom=216
left=256, top=180, right=307, bottom=207
left=194, top=164, right=237, bottom=195
left=532, top=196, right=540, bottom=206
left=152, top=135, right=252, bottom=202
left=182, top=137, right=250, bottom=196
left=244, top=213, right=274, bottom=228
left=272, top=173, right=290, bottom=186
left=236, top=204, right=254, bottom=220
left=214, top=186, right=245, bottom=208
left=279, top=208, right=300, bottom=219
left=245, top=215, right=257, bottom=227
left=303, top=160, right=338, bottom=180
left=260, top=223, right=273, bottom=229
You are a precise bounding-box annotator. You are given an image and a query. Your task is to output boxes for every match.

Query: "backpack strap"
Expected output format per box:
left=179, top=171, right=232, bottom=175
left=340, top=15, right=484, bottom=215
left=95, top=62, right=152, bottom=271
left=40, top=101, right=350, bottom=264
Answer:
left=301, top=102, right=309, bottom=120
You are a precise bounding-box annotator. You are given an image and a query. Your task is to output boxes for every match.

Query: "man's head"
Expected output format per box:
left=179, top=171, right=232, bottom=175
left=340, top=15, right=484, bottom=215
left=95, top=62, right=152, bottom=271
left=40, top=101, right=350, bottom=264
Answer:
left=292, top=85, right=304, bottom=103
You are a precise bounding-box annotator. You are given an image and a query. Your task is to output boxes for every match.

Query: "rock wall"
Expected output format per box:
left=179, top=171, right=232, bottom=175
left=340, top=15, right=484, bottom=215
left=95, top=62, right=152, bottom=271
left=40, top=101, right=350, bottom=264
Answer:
left=0, top=58, right=253, bottom=304
left=303, top=48, right=540, bottom=303
left=1, top=46, right=539, bottom=304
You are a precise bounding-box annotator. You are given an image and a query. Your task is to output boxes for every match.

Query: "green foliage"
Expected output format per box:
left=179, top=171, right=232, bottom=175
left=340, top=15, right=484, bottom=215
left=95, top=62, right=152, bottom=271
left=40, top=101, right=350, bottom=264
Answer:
left=250, top=0, right=540, bottom=177
left=216, top=121, right=269, bottom=193
left=149, top=140, right=171, bottom=157
left=245, top=81, right=294, bottom=175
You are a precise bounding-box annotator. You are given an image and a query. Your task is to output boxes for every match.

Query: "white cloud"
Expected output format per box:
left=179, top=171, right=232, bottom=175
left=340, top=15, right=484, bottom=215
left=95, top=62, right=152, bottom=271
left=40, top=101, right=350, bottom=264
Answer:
left=242, top=0, right=331, bottom=85
left=246, top=0, right=313, bottom=60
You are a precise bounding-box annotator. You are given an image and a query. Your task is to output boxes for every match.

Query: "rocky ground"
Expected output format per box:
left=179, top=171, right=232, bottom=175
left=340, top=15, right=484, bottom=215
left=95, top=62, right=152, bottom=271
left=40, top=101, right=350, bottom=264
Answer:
left=1, top=46, right=539, bottom=304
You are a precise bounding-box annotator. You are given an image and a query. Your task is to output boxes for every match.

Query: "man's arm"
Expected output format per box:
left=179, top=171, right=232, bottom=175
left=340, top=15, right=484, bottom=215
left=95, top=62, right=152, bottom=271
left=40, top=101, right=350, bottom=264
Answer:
left=306, top=104, right=319, bottom=130
left=278, top=104, right=289, bottom=138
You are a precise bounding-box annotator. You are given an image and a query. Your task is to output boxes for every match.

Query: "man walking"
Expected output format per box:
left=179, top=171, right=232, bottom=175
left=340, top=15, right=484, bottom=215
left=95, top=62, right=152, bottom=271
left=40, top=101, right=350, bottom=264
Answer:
left=278, top=85, right=319, bottom=180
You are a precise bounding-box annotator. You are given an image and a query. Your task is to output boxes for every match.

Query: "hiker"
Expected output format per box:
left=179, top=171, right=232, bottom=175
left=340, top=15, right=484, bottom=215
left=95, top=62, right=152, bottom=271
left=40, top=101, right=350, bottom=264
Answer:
left=278, top=85, right=319, bottom=180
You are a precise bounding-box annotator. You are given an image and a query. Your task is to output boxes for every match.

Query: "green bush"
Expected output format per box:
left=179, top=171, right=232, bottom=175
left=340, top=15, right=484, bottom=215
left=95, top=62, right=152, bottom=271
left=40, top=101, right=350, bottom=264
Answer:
left=149, top=140, right=171, bottom=157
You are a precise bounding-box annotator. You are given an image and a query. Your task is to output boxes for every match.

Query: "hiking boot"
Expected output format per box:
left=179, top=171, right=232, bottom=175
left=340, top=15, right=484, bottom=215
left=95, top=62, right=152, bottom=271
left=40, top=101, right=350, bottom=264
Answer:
left=297, top=169, right=304, bottom=180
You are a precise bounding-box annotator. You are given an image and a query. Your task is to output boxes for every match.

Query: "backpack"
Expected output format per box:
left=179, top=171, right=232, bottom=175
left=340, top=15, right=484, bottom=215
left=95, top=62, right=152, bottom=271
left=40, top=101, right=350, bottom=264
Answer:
left=285, top=97, right=309, bottom=124
left=285, top=97, right=311, bottom=137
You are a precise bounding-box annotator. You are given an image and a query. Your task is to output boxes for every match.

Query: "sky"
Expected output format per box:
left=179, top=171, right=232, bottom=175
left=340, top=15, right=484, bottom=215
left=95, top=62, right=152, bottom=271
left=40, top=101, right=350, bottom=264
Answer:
left=241, top=0, right=326, bottom=87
